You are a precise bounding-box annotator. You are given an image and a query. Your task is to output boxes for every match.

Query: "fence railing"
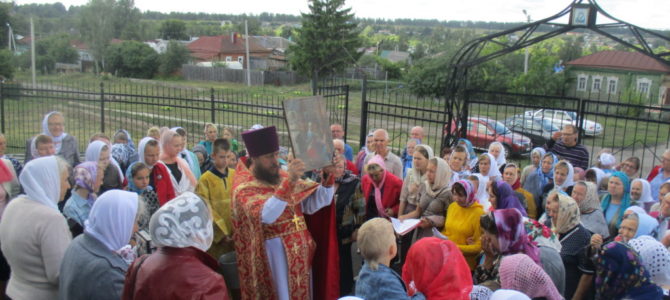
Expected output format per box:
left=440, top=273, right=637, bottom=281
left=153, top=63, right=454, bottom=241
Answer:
left=0, top=81, right=343, bottom=156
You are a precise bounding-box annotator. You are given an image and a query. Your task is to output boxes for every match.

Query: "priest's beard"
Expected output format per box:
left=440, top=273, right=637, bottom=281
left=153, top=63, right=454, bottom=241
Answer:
left=253, top=163, right=281, bottom=185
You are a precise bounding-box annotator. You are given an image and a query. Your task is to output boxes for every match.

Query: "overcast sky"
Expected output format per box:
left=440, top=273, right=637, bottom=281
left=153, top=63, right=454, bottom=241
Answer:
left=13, top=0, right=670, bottom=30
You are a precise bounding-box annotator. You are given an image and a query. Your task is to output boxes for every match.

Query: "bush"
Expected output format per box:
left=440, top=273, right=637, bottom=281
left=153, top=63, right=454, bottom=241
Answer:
left=106, top=41, right=159, bottom=79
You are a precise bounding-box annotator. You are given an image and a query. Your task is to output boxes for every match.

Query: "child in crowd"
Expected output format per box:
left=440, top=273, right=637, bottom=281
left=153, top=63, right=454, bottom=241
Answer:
left=29, top=134, right=55, bottom=162
left=221, top=127, right=240, bottom=154
left=63, top=162, right=103, bottom=236
left=195, top=138, right=235, bottom=260
left=126, top=162, right=159, bottom=230
left=355, top=218, right=424, bottom=299
left=226, top=151, right=238, bottom=169
left=147, top=127, right=161, bottom=141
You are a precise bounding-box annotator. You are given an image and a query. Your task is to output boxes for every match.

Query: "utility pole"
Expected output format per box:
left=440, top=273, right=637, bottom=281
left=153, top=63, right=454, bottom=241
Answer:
left=245, top=20, right=251, bottom=86
left=522, top=10, right=531, bottom=74
left=6, top=23, right=10, bottom=50
left=30, top=18, right=36, bottom=87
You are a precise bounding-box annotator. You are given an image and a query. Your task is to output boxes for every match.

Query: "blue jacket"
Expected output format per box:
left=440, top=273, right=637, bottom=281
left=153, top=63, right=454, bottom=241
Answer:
left=355, top=262, right=425, bottom=300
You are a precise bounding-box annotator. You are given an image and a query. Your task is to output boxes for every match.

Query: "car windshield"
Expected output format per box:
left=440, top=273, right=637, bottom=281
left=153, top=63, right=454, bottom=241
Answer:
left=539, top=119, right=559, bottom=131
left=492, top=120, right=511, bottom=134
left=566, top=111, right=577, bottom=120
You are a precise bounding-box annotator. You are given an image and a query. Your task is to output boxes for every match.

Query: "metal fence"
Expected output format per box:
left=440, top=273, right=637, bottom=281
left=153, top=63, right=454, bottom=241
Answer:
left=0, top=80, right=343, bottom=156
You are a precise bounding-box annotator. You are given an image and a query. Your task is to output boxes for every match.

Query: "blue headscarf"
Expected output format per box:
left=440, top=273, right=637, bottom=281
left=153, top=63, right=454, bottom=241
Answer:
left=457, top=138, right=477, bottom=168
left=125, top=162, right=153, bottom=194
left=601, top=171, right=632, bottom=227
left=537, top=152, right=558, bottom=188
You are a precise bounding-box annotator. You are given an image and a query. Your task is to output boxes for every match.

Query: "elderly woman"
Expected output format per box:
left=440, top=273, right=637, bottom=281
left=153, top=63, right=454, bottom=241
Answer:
left=601, top=171, right=633, bottom=237
left=159, top=130, right=197, bottom=196
left=0, top=156, right=72, bottom=299
left=24, top=111, right=80, bottom=166
left=488, top=142, right=507, bottom=173
left=499, top=254, right=562, bottom=300
left=546, top=192, right=595, bottom=300
left=402, top=238, right=473, bottom=299
left=630, top=178, right=654, bottom=209
left=475, top=208, right=540, bottom=290
left=122, top=192, right=229, bottom=299
left=521, top=147, right=545, bottom=186
left=488, top=180, right=527, bottom=216
left=86, top=140, right=124, bottom=194
left=361, top=155, right=402, bottom=220
left=594, top=242, right=662, bottom=299
left=137, top=137, right=175, bottom=205
left=63, top=162, right=103, bottom=236
left=571, top=181, right=610, bottom=238
left=59, top=190, right=139, bottom=300
left=442, top=180, right=485, bottom=270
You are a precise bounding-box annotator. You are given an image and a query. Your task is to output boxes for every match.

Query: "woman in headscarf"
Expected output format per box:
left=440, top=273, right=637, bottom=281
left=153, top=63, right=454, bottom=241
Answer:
left=628, top=236, right=670, bottom=288
left=413, top=157, right=451, bottom=240
left=471, top=173, right=491, bottom=211
left=499, top=254, right=562, bottom=300
left=584, top=167, right=607, bottom=196
left=172, top=127, right=202, bottom=180
left=601, top=171, right=633, bottom=237
left=476, top=153, right=502, bottom=182
left=122, top=192, right=229, bottom=299
left=198, top=123, right=218, bottom=155
left=594, top=242, right=662, bottom=299
left=442, top=180, right=485, bottom=270
left=0, top=156, right=72, bottom=299
left=159, top=130, right=197, bottom=196
left=136, top=136, right=175, bottom=205
left=63, top=161, right=103, bottom=236
left=355, top=133, right=375, bottom=175
left=86, top=140, right=125, bottom=193
left=111, top=129, right=138, bottom=174
left=361, top=155, right=402, bottom=220
left=488, top=180, right=527, bottom=216
left=571, top=181, right=610, bottom=238
left=521, top=147, right=545, bottom=186
left=524, top=152, right=558, bottom=217
left=24, top=111, right=80, bottom=166
left=488, top=142, right=507, bottom=173
left=547, top=192, right=595, bottom=300
left=541, top=160, right=575, bottom=198
left=192, top=144, right=213, bottom=175
left=126, top=162, right=159, bottom=230
left=59, top=190, right=139, bottom=300
left=502, top=163, right=536, bottom=219
left=401, top=238, right=473, bottom=300
left=399, top=145, right=434, bottom=219
left=457, top=138, right=477, bottom=170
left=475, top=208, right=540, bottom=290
left=630, top=178, right=654, bottom=210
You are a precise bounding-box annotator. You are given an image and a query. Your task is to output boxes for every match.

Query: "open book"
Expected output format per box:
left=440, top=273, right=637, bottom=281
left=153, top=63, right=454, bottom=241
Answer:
left=390, top=217, right=421, bottom=236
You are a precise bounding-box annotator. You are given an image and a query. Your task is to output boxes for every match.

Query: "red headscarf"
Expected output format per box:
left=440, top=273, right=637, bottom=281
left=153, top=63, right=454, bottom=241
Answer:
left=402, top=238, right=473, bottom=300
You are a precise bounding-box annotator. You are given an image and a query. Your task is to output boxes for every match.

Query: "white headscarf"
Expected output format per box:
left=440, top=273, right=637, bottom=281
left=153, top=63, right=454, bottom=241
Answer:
left=489, top=142, right=507, bottom=166
left=490, top=289, right=531, bottom=300
left=555, top=160, right=575, bottom=191
left=85, top=190, right=138, bottom=253
left=408, top=144, right=434, bottom=185
left=631, top=179, right=654, bottom=204
left=629, top=236, right=670, bottom=286
left=482, top=153, right=502, bottom=180
left=19, top=156, right=62, bottom=211
left=42, top=111, right=67, bottom=153
left=473, top=173, right=491, bottom=211
left=588, top=167, right=606, bottom=187
left=137, top=137, right=157, bottom=166
left=170, top=127, right=198, bottom=172
left=86, top=140, right=124, bottom=182
left=149, top=192, right=213, bottom=251
left=29, top=137, right=40, bottom=159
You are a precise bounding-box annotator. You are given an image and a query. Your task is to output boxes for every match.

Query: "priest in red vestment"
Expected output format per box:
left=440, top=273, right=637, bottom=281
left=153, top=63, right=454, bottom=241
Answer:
left=232, top=125, right=337, bottom=300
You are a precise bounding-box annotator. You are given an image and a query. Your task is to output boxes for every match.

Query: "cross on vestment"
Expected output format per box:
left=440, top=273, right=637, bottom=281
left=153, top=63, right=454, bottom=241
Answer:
left=291, top=214, right=302, bottom=230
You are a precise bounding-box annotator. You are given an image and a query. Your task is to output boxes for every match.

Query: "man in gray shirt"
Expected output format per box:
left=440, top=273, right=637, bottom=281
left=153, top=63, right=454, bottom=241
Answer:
left=364, top=129, right=403, bottom=179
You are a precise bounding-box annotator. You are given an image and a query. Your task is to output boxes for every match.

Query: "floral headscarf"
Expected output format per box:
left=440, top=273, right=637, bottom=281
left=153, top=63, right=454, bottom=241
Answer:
left=601, top=171, right=632, bottom=227
left=576, top=181, right=601, bottom=214
left=551, top=193, right=581, bottom=234
left=492, top=208, right=541, bottom=264
left=73, top=161, right=99, bottom=206
left=401, top=238, right=473, bottom=300
left=524, top=218, right=562, bottom=252
left=499, top=254, right=562, bottom=300
left=492, top=180, right=527, bottom=216
left=595, top=242, right=662, bottom=299
left=628, top=236, right=670, bottom=286
left=453, top=180, right=477, bottom=207
left=149, top=192, right=213, bottom=251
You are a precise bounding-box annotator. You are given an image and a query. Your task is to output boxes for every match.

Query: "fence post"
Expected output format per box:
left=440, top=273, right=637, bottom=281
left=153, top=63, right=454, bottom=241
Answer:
left=210, top=88, right=216, bottom=124
left=358, top=76, right=368, bottom=149
left=343, top=85, right=350, bottom=145
left=577, top=97, right=585, bottom=144
left=100, top=82, right=105, bottom=133
left=459, top=90, right=470, bottom=144
left=0, top=83, right=4, bottom=135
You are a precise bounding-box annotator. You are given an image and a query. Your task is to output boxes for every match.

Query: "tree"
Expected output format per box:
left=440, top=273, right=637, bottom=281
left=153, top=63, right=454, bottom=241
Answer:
left=289, top=0, right=363, bottom=93
left=158, top=41, right=191, bottom=75
left=0, top=3, right=12, bottom=48
left=105, top=41, right=159, bottom=78
left=0, top=50, right=14, bottom=79
left=80, top=0, right=116, bottom=72
left=236, top=18, right=261, bottom=35
left=159, top=19, right=188, bottom=40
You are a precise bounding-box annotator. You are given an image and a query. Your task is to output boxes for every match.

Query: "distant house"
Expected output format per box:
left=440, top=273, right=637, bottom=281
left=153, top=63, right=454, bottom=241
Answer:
left=144, top=39, right=170, bottom=54
left=380, top=50, right=410, bottom=64
left=187, top=34, right=273, bottom=69
left=566, top=50, right=670, bottom=105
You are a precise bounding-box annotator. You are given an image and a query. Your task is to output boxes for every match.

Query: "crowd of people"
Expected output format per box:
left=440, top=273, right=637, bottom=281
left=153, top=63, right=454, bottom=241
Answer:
left=0, top=111, right=667, bottom=300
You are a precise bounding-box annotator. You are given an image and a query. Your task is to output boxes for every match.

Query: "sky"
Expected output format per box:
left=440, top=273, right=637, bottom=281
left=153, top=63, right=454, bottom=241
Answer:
left=12, top=0, right=670, bottom=30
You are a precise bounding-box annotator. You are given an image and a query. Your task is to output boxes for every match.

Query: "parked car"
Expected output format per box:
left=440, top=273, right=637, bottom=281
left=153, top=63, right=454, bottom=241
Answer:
left=444, top=117, right=533, bottom=156
left=523, top=109, right=603, bottom=136
left=502, top=114, right=560, bottom=147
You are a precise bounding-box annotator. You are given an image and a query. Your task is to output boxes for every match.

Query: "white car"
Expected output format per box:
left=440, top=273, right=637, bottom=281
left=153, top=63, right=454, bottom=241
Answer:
left=523, top=109, right=603, bottom=136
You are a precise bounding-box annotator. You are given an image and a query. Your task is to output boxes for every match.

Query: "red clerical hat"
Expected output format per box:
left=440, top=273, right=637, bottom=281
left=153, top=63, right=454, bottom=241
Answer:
left=241, top=126, right=279, bottom=157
